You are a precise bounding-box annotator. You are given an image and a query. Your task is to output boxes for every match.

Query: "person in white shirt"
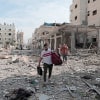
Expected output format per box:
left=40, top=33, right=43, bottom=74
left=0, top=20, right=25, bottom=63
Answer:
left=37, top=43, right=53, bottom=85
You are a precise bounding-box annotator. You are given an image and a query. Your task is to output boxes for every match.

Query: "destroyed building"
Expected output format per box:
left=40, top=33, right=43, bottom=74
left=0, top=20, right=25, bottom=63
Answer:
left=0, top=23, right=15, bottom=48
left=32, top=22, right=100, bottom=54
left=32, top=0, right=100, bottom=52
left=16, top=31, right=24, bottom=50
left=70, top=0, right=100, bottom=51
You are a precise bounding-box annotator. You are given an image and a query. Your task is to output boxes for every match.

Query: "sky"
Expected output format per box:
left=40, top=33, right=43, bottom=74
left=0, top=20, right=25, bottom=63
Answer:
left=0, top=0, right=72, bottom=43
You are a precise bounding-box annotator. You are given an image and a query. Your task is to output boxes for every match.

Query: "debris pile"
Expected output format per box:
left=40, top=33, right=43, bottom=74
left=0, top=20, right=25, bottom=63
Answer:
left=5, top=88, right=33, bottom=100
left=0, top=50, right=100, bottom=100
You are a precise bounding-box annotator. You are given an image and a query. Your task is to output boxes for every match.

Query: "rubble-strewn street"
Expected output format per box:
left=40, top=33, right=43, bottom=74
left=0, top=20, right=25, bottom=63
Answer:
left=0, top=49, right=100, bottom=100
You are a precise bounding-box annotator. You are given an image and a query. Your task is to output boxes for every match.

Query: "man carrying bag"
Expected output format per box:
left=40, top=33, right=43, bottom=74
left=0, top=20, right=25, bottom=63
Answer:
left=37, top=43, right=53, bottom=86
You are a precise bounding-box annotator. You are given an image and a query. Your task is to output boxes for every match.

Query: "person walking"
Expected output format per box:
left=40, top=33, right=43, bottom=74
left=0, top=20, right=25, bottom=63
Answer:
left=60, top=44, right=68, bottom=63
left=37, top=43, right=53, bottom=86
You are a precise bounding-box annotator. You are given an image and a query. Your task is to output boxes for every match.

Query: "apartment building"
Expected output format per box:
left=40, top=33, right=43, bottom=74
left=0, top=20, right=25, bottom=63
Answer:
left=88, top=0, right=100, bottom=26
left=32, top=23, right=63, bottom=50
left=70, top=0, right=100, bottom=49
left=16, top=31, right=24, bottom=49
left=70, top=0, right=100, bottom=26
left=70, top=0, right=88, bottom=25
left=27, top=38, right=33, bottom=49
left=0, top=23, right=15, bottom=48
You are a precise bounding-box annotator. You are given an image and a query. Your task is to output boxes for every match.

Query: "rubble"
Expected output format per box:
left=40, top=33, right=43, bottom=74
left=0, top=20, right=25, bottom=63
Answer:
left=81, top=75, right=94, bottom=80
left=0, top=50, right=100, bottom=100
left=0, top=55, right=10, bottom=59
left=4, top=88, right=34, bottom=100
left=37, top=93, right=51, bottom=100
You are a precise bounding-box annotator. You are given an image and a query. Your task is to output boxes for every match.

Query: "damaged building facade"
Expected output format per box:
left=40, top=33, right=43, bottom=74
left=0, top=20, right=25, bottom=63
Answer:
left=16, top=31, right=24, bottom=49
left=32, top=0, right=100, bottom=52
left=32, top=23, right=69, bottom=50
left=32, top=22, right=99, bottom=53
left=0, top=23, right=15, bottom=48
left=70, top=0, right=100, bottom=49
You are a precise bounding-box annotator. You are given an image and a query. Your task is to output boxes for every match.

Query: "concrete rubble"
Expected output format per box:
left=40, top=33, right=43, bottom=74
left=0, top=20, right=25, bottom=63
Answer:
left=0, top=49, right=100, bottom=100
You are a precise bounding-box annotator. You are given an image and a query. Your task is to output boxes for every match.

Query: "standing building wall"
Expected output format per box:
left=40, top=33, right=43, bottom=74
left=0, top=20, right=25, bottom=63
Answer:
left=70, top=0, right=100, bottom=26
left=87, top=0, right=100, bottom=26
left=17, top=31, right=24, bottom=49
left=0, top=23, right=15, bottom=48
left=70, top=0, right=100, bottom=49
left=70, top=0, right=87, bottom=25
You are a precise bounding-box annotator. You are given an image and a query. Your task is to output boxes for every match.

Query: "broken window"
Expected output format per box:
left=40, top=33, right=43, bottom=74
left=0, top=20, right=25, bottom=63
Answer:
left=93, top=10, right=97, bottom=15
left=75, top=4, right=77, bottom=8
left=87, top=11, right=90, bottom=16
left=9, top=33, right=11, bottom=35
left=75, top=16, right=77, bottom=20
left=9, top=29, right=11, bottom=31
left=88, top=0, right=90, bottom=3
left=92, top=38, right=96, bottom=42
left=42, top=32, right=45, bottom=35
left=93, top=0, right=96, bottom=2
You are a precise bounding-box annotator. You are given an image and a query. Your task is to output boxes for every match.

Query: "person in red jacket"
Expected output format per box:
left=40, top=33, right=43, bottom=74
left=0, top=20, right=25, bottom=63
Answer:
left=60, top=44, right=68, bottom=62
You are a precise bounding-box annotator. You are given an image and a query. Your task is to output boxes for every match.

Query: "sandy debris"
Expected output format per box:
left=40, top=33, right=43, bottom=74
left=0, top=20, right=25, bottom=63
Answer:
left=0, top=50, right=100, bottom=100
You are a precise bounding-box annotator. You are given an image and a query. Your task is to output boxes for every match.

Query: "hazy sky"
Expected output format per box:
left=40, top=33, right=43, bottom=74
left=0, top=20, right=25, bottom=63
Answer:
left=0, top=0, right=72, bottom=43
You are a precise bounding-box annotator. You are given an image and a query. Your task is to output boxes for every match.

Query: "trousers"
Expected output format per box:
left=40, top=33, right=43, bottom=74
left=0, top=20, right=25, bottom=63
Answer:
left=43, top=63, right=53, bottom=82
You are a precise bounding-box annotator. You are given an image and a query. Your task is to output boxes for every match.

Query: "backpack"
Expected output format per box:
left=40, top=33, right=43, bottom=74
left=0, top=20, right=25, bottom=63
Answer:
left=51, top=52, right=62, bottom=65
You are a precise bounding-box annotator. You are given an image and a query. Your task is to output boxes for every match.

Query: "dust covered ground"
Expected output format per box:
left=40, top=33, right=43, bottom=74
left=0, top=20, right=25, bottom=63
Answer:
left=0, top=49, right=100, bottom=100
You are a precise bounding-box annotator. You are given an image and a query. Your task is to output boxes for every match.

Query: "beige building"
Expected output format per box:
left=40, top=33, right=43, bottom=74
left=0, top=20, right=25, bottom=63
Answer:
left=70, top=0, right=100, bottom=26
left=70, top=0, right=88, bottom=25
left=16, top=31, right=24, bottom=49
left=32, top=23, right=63, bottom=50
left=0, top=23, right=15, bottom=48
left=27, top=38, right=33, bottom=49
left=87, top=0, right=100, bottom=26
left=70, top=0, right=100, bottom=50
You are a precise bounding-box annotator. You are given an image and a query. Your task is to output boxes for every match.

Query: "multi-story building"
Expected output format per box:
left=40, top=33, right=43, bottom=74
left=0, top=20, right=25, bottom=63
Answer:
left=32, top=23, right=72, bottom=50
left=70, top=0, right=100, bottom=26
left=70, top=0, right=88, bottom=25
left=70, top=0, right=100, bottom=49
left=16, top=31, right=24, bottom=49
left=88, top=0, right=100, bottom=26
left=27, top=38, right=33, bottom=49
left=0, top=23, right=15, bottom=48
left=32, top=23, right=62, bottom=50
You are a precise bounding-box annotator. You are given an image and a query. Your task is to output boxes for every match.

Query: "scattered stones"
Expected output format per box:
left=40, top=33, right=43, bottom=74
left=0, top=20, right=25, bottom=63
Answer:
left=37, top=93, right=51, bottom=100
left=4, top=88, right=34, bottom=100
left=81, top=75, right=93, bottom=80
left=0, top=50, right=100, bottom=100
left=12, top=56, right=19, bottom=63
left=96, top=78, right=100, bottom=82
left=0, top=55, right=10, bottom=59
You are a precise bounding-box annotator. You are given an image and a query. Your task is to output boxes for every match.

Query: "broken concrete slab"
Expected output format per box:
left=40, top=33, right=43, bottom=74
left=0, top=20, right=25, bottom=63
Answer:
left=36, top=93, right=51, bottom=100
left=96, top=78, right=100, bottom=82
left=0, top=55, right=10, bottom=59
left=4, top=88, right=34, bottom=100
left=11, top=55, right=19, bottom=63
